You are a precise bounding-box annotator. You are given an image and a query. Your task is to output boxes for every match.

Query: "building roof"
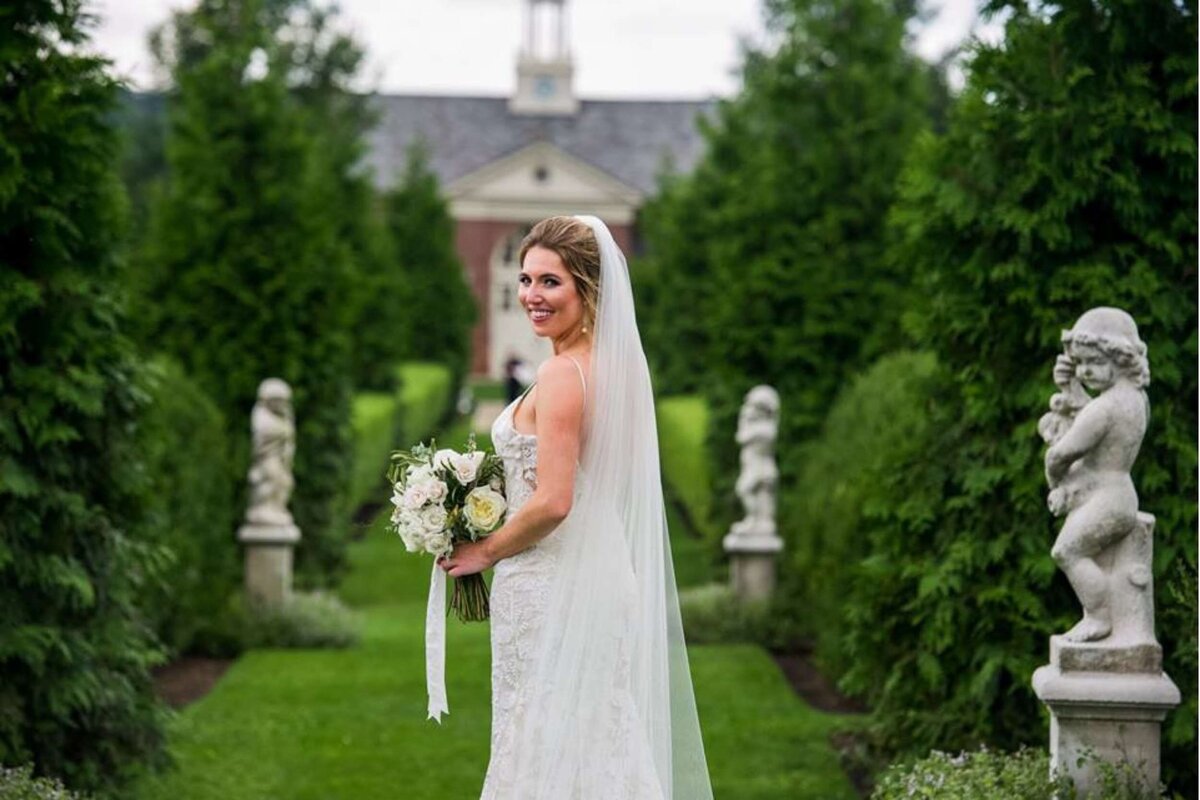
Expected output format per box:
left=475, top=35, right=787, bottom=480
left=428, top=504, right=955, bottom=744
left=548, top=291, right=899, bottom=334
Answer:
left=364, top=94, right=716, bottom=196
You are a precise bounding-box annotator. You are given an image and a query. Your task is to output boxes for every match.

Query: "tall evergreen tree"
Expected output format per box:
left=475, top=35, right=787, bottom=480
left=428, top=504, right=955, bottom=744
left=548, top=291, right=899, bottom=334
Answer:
left=639, top=0, right=938, bottom=537
left=381, top=144, right=477, bottom=385
left=0, top=0, right=167, bottom=792
left=272, top=2, right=401, bottom=391
left=843, top=0, right=1197, bottom=790
left=140, top=0, right=357, bottom=584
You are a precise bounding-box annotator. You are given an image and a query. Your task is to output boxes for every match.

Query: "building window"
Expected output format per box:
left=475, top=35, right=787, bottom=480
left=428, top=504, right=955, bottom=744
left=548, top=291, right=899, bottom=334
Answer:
left=501, top=285, right=513, bottom=311
left=534, top=165, right=549, bottom=183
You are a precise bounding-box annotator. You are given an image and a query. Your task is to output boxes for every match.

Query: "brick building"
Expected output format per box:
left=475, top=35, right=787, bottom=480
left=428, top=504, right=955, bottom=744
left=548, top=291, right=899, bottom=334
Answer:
left=362, top=0, right=713, bottom=377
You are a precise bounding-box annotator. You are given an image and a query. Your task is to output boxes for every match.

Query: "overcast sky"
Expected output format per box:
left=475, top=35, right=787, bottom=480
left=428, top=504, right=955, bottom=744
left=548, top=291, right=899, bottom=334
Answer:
left=87, top=0, right=997, bottom=98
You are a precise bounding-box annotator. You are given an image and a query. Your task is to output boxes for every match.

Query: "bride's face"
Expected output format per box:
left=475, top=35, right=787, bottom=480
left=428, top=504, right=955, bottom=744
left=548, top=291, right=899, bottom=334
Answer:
left=519, top=246, right=584, bottom=339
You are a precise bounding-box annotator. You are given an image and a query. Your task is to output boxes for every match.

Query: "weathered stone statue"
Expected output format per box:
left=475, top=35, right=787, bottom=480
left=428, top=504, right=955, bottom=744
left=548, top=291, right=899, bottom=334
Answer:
left=245, top=378, right=297, bottom=527
left=1032, top=308, right=1178, bottom=795
left=238, top=378, right=301, bottom=607
left=723, top=385, right=783, bottom=602
left=731, top=385, right=781, bottom=539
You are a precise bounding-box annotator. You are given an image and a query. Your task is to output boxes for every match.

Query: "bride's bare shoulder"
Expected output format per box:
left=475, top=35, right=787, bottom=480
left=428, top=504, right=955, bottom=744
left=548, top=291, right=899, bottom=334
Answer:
left=535, top=354, right=589, bottom=406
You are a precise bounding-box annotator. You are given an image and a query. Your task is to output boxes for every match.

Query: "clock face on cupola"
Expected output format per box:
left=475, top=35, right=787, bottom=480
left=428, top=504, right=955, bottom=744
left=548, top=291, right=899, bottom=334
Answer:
left=535, top=75, right=557, bottom=98
left=511, top=0, right=578, bottom=115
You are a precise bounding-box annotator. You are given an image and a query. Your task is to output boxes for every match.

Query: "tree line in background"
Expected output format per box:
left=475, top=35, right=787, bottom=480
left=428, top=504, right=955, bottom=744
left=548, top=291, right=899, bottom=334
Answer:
left=636, top=0, right=1197, bottom=793
left=1, top=0, right=473, bottom=794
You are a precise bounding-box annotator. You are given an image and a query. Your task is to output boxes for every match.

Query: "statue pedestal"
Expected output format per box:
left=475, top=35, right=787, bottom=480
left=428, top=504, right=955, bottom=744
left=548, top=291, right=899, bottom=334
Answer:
left=723, top=527, right=783, bottom=604
left=238, top=522, right=301, bottom=608
left=1033, top=636, right=1179, bottom=795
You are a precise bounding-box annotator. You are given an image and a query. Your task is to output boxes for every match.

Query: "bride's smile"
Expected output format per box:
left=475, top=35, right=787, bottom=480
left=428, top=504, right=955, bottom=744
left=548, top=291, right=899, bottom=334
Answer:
left=518, top=245, right=589, bottom=346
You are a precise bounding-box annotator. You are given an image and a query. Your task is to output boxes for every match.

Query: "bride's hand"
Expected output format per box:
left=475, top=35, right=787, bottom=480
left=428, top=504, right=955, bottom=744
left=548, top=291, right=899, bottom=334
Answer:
left=438, top=539, right=495, bottom=577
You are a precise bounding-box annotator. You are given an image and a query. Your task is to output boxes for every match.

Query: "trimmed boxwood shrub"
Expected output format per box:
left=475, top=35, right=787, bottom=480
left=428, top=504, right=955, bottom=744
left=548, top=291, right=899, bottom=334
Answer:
left=135, top=358, right=238, bottom=656
left=778, top=351, right=942, bottom=675
left=349, top=392, right=403, bottom=511
left=0, top=765, right=93, bottom=800
left=872, top=747, right=1161, bottom=800
left=394, top=362, right=454, bottom=447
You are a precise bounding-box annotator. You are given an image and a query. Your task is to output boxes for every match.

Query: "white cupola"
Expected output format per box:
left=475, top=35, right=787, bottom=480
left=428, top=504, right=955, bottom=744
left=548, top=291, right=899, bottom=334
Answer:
left=510, top=0, right=579, bottom=116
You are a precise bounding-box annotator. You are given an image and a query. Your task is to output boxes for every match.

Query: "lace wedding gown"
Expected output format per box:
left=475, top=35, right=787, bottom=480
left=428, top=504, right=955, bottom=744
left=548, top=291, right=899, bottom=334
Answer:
left=483, top=367, right=664, bottom=799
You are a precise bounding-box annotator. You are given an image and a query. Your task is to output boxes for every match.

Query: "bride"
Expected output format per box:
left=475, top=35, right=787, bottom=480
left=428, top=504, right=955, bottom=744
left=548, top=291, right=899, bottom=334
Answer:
left=438, top=215, right=713, bottom=799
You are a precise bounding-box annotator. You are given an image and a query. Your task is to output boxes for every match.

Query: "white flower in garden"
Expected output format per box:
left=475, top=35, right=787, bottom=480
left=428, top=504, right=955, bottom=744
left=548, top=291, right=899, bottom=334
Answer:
left=419, top=504, right=448, bottom=533
left=463, top=487, right=507, bottom=533
left=450, top=451, right=486, bottom=485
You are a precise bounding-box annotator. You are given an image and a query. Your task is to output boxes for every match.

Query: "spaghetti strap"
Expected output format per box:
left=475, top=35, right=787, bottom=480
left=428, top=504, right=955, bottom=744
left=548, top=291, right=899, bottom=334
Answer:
left=566, top=355, right=587, bottom=411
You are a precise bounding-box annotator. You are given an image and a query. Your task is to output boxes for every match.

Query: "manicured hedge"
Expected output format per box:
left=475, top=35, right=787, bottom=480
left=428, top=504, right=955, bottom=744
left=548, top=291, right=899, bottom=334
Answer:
left=394, top=362, right=454, bottom=448
left=348, top=362, right=455, bottom=513
left=349, top=392, right=403, bottom=512
left=135, top=358, right=238, bottom=657
left=779, top=351, right=941, bottom=676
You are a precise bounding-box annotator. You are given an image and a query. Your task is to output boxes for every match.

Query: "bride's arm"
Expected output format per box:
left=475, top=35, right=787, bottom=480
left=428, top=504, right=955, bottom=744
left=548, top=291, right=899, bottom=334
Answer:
left=442, top=356, right=585, bottom=577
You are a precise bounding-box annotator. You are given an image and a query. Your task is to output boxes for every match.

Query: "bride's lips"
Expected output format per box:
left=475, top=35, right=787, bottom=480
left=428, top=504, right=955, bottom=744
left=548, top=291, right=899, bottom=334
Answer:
left=529, top=308, right=553, bottom=324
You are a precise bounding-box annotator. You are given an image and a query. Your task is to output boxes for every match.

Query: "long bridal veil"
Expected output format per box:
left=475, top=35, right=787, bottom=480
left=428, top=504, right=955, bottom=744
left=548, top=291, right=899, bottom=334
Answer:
left=507, top=215, right=713, bottom=798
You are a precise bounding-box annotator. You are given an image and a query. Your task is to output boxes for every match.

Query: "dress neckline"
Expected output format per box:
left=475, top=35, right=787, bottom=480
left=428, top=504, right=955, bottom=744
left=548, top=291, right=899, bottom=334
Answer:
left=505, top=387, right=538, bottom=440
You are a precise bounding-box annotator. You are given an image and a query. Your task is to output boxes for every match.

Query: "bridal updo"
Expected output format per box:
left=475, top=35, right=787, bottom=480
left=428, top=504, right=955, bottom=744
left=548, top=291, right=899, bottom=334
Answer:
left=518, top=216, right=601, bottom=334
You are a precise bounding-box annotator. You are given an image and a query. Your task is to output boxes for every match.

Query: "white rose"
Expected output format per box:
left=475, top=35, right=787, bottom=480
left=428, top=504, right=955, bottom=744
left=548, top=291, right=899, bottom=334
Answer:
left=423, top=529, right=452, bottom=557
left=420, top=477, right=448, bottom=505
left=463, top=487, right=507, bottom=533
left=432, top=449, right=457, bottom=471
left=402, top=483, right=428, bottom=510
left=395, top=522, right=423, bottom=553
left=407, top=464, right=434, bottom=484
left=488, top=476, right=504, bottom=492
left=420, top=504, right=448, bottom=533
left=450, top=451, right=486, bottom=485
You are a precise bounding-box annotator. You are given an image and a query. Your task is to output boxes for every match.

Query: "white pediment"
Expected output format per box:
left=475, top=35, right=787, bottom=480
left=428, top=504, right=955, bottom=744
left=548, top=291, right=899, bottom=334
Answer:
left=447, top=142, right=642, bottom=224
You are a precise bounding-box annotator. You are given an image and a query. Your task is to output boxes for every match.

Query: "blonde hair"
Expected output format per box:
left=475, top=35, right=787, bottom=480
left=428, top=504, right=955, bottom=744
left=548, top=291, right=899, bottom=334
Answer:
left=518, top=216, right=601, bottom=334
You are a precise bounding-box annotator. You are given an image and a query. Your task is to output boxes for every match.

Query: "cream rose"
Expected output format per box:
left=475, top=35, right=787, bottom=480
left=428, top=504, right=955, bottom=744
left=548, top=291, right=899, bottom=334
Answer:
left=463, top=487, right=507, bottom=533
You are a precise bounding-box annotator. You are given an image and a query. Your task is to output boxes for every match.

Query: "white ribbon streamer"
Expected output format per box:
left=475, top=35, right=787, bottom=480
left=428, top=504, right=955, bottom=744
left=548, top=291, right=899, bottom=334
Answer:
left=425, top=559, right=448, bottom=723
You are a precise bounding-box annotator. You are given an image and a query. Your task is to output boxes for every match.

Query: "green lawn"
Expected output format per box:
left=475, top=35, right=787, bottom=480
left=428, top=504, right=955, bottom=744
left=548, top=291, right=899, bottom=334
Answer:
left=135, top=406, right=856, bottom=799
left=136, top=512, right=856, bottom=799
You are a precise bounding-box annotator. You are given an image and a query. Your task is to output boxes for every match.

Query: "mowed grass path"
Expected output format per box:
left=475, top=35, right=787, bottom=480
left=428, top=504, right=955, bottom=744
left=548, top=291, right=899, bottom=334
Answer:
left=134, top=423, right=857, bottom=799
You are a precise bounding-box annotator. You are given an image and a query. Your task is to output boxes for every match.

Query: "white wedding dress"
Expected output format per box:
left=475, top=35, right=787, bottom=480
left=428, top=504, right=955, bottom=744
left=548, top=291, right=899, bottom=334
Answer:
left=483, top=366, right=665, bottom=799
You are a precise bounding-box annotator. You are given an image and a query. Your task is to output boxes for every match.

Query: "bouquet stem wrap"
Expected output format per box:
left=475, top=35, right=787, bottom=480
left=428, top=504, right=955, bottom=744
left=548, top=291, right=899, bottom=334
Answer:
left=425, top=560, right=448, bottom=722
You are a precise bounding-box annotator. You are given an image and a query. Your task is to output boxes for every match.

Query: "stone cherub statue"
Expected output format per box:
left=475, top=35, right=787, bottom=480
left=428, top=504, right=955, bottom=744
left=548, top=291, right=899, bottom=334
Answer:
left=244, top=378, right=297, bottom=527
left=730, top=385, right=781, bottom=540
left=1039, top=307, right=1151, bottom=644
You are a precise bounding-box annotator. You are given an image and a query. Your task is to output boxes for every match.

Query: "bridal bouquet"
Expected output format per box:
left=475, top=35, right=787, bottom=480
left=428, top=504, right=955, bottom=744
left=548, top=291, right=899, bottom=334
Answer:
left=387, top=436, right=507, bottom=622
